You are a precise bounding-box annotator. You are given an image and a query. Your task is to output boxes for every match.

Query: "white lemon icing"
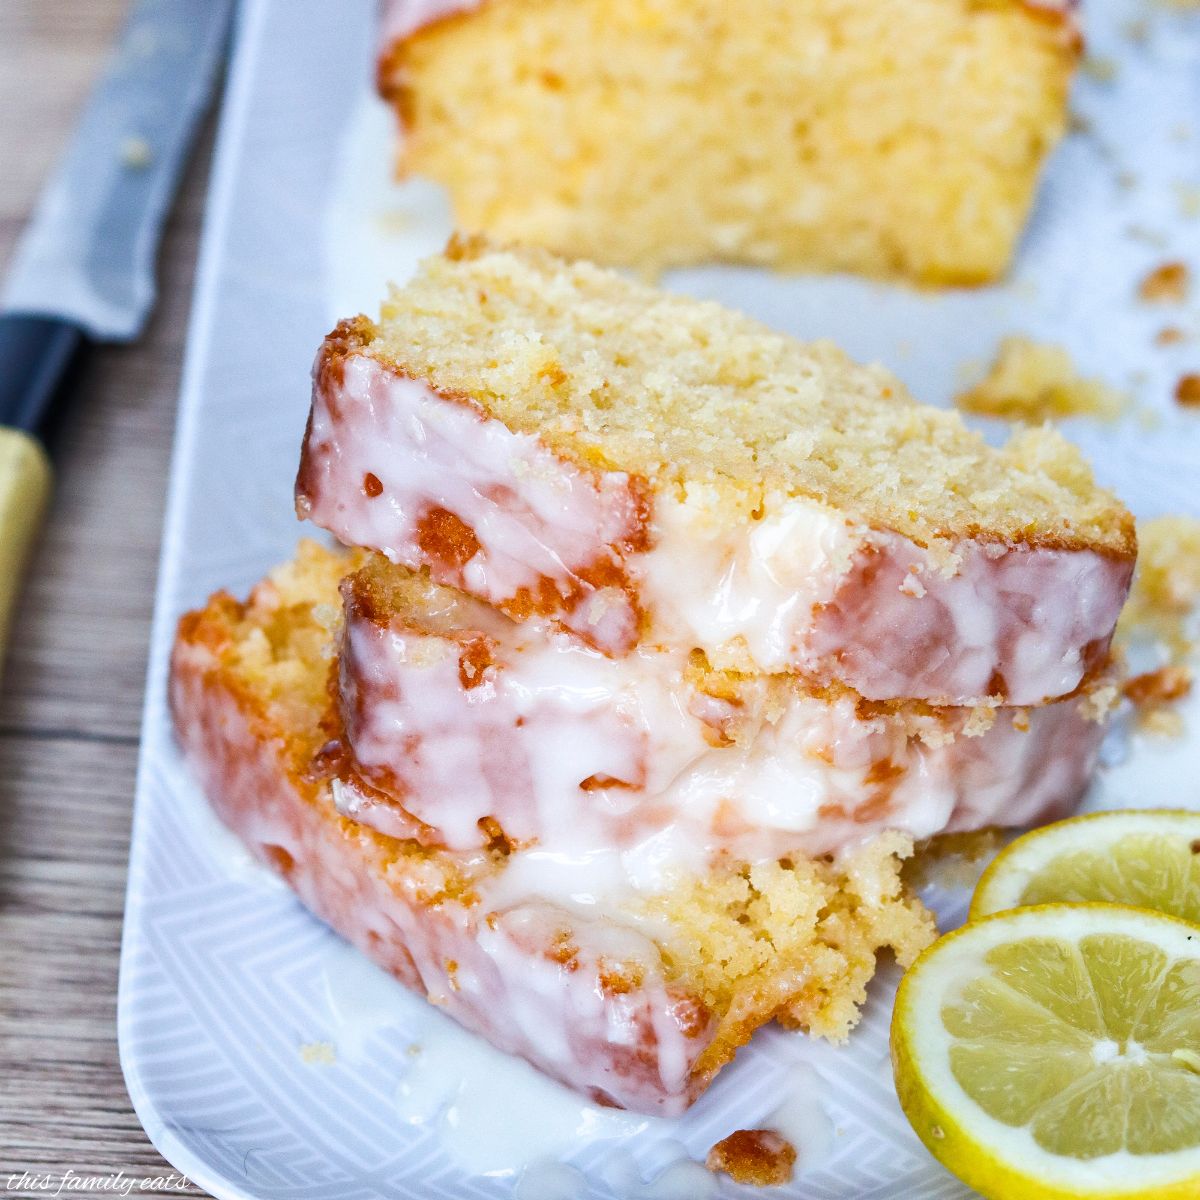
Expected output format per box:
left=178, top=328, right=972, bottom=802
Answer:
left=300, top=357, right=1131, bottom=705
left=339, top=582, right=1107, bottom=907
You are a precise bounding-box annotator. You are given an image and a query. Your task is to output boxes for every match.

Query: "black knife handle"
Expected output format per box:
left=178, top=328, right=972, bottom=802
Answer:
left=0, top=313, right=87, bottom=437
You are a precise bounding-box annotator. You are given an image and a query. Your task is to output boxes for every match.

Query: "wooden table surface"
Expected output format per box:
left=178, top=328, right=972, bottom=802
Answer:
left=1, top=3, right=213, bottom=1194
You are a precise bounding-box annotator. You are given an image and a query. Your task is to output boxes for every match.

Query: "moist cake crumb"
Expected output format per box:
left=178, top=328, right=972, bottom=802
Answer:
left=362, top=240, right=1132, bottom=555
left=379, top=0, right=1076, bottom=282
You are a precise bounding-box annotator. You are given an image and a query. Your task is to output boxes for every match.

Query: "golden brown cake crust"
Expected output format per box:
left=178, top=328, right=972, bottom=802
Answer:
left=380, top=2, right=1084, bottom=106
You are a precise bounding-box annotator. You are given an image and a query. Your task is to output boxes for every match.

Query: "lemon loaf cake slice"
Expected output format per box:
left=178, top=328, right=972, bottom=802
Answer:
left=297, top=239, right=1136, bottom=706
left=338, top=552, right=1109, bottom=864
left=169, top=540, right=934, bottom=1113
left=376, top=0, right=1078, bottom=281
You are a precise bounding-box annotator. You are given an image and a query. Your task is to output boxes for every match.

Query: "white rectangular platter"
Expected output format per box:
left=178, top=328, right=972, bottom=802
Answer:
left=121, top=2, right=1200, bottom=1197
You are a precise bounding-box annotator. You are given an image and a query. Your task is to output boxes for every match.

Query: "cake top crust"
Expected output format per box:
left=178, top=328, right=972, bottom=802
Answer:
left=356, top=237, right=1133, bottom=557
left=379, top=0, right=1080, bottom=53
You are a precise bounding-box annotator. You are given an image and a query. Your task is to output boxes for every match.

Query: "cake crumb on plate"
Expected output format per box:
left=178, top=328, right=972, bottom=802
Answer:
left=299, top=1041, right=337, bottom=1066
left=1176, top=374, right=1200, bottom=407
left=1138, top=261, right=1191, bottom=303
left=706, top=1129, right=797, bottom=1187
left=956, top=336, right=1125, bottom=421
left=1125, top=665, right=1193, bottom=707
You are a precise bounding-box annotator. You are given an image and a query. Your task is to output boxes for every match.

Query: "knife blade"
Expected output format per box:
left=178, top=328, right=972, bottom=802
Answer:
left=0, top=0, right=235, bottom=664
left=3, top=0, right=235, bottom=342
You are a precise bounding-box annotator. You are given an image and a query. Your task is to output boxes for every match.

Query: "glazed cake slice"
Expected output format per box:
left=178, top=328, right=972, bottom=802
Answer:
left=297, top=239, right=1136, bottom=706
left=169, top=541, right=934, bottom=1114
left=376, top=0, right=1077, bottom=282
left=337, top=553, right=1110, bottom=864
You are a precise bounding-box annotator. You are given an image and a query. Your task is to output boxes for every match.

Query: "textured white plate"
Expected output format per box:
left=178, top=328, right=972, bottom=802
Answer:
left=121, top=2, right=1200, bottom=1197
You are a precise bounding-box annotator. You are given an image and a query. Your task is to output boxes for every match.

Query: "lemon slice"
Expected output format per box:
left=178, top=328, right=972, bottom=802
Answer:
left=971, top=810, right=1200, bottom=924
left=892, top=904, right=1200, bottom=1200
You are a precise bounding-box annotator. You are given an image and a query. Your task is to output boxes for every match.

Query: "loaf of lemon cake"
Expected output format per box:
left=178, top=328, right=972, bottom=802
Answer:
left=297, top=238, right=1136, bottom=707
left=338, top=553, right=1109, bottom=862
left=169, top=540, right=934, bottom=1113
left=376, top=0, right=1078, bottom=281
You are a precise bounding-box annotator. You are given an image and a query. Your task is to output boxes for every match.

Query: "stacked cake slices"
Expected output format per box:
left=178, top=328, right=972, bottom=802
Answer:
left=173, top=237, right=1134, bottom=1114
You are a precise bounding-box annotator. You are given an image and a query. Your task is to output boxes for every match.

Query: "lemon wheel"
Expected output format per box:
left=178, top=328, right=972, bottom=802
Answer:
left=891, top=904, right=1200, bottom=1200
left=971, top=810, right=1200, bottom=924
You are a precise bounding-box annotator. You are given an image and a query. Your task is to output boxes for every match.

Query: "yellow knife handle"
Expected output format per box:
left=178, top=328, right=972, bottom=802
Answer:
left=0, top=426, right=51, bottom=668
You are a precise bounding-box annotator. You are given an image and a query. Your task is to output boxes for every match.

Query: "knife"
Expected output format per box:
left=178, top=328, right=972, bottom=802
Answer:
left=0, top=0, right=235, bottom=664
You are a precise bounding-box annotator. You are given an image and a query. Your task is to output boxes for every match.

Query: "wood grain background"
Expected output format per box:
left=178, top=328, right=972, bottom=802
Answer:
left=1, top=2, right=213, bottom=1194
